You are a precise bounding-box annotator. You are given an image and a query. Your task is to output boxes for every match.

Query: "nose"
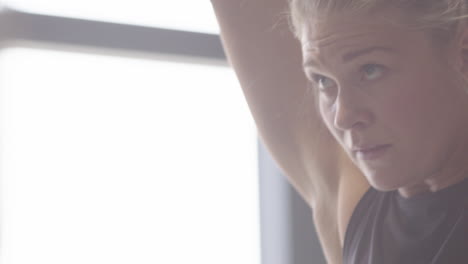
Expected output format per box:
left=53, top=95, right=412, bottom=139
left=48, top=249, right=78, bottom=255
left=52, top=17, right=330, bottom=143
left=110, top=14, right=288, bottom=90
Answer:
left=333, top=90, right=373, bottom=131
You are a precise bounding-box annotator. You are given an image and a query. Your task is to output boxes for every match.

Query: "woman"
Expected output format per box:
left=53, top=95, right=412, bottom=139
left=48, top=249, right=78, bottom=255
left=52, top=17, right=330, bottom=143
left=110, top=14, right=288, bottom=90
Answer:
left=211, top=0, right=468, bottom=263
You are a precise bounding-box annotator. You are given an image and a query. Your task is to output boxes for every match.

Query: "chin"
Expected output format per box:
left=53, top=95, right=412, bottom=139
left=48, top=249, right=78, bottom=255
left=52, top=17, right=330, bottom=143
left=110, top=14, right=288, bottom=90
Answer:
left=361, top=167, right=404, bottom=192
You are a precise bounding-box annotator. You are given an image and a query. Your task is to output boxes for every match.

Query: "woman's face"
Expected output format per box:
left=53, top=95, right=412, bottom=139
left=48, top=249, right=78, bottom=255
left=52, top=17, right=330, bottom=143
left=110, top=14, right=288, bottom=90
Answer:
left=301, top=10, right=468, bottom=193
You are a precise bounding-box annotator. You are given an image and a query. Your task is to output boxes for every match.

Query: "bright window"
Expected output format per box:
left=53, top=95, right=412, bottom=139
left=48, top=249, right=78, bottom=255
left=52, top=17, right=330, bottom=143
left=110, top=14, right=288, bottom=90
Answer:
left=3, top=0, right=219, bottom=33
left=0, top=48, right=259, bottom=264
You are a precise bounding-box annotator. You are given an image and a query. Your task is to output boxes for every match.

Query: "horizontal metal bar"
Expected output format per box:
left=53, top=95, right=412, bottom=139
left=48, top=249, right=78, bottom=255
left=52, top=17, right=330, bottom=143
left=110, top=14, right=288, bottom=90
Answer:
left=0, top=7, right=226, bottom=61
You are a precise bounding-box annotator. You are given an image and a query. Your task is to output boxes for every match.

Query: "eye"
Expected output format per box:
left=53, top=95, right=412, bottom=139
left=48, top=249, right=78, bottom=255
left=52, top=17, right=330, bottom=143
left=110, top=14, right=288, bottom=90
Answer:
left=312, top=74, right=335, bottom=91
left=361, top=64, right=385, bottom=81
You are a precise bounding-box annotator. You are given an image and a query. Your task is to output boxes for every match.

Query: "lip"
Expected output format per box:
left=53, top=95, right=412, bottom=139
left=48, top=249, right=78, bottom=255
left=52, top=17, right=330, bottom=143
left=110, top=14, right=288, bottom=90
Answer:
left=352, top=144, right=392, bottom=161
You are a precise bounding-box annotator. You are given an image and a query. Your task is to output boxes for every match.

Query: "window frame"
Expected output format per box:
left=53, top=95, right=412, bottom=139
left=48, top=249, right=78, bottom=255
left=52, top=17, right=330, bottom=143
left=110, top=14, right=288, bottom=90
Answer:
left=0, top=6, right=325, bottom=264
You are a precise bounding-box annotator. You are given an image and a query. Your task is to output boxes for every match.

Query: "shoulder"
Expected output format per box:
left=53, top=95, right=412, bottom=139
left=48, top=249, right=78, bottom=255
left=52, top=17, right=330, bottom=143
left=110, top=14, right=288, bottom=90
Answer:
left=342, top=187, right=393, bottom=263
left=336, top=151, right=371, bottom=246
left=310, top=150, right=370, bottom=263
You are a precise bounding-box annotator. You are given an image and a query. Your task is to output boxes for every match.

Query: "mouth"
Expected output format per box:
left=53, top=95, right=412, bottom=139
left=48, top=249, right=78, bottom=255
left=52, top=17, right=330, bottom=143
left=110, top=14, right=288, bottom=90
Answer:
left=352, top=144, right=392, bottom=161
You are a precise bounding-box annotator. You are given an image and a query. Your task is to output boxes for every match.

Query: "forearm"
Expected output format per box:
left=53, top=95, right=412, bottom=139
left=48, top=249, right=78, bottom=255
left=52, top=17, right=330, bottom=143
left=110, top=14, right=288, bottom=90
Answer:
left=211, top=0, right=304, bottom=126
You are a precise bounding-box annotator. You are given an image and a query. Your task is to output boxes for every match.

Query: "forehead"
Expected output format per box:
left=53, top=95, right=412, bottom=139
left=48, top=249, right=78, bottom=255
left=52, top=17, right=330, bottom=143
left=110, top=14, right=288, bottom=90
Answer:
left=301, top=11, right=414, bottom=65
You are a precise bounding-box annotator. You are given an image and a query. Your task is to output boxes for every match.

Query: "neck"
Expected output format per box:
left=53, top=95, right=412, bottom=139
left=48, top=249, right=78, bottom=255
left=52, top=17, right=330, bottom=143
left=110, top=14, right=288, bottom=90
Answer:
left=398, top=136, right=468, bottom=198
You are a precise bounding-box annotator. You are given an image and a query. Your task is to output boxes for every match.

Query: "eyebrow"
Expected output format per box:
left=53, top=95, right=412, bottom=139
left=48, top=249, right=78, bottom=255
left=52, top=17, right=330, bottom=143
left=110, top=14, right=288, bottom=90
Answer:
left=303, top=46, right=395, bottom=69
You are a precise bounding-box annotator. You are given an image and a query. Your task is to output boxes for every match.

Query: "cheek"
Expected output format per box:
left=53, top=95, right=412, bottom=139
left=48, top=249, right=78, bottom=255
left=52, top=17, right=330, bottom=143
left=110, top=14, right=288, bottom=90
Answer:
left=382, top=88, right=423, bottom=127
left=318, top=98, right=330, bottom=123
left=379, top=74, right=450, bottom=139
left=319, top=99, right=339, bottom=135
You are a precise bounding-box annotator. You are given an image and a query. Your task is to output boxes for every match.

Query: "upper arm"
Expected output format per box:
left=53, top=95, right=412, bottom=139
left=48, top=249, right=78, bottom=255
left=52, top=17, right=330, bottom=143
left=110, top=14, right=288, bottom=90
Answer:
left=211, top=0, right=369, bottom=261
left=211, top=0, right=334, bottom=203
left=336, top=150, right=370, bottom=246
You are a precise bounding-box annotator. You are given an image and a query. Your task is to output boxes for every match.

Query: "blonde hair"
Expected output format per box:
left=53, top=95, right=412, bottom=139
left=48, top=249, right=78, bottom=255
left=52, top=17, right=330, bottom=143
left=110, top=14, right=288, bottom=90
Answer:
left=289, top=0, right=468, bottom=42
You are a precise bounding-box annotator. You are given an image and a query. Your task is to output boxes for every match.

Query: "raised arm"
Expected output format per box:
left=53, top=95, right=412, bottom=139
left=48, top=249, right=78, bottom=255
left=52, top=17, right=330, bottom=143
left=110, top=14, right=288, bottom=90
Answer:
left=210, top=0, right=369, bottom=263
left=211, top=0, right=335, bottom=207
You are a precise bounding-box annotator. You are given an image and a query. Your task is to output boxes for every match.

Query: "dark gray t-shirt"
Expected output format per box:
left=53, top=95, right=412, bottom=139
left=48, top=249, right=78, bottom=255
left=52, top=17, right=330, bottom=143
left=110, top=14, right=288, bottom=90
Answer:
left=343, top=178, right=468, bottom=264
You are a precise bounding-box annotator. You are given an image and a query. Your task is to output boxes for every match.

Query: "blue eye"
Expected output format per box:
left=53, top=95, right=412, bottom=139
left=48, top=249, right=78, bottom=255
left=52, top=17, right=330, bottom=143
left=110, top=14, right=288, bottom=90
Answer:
left=312, top=74, right=335, bottom=91
left=361, top=64, right=384, bottom=81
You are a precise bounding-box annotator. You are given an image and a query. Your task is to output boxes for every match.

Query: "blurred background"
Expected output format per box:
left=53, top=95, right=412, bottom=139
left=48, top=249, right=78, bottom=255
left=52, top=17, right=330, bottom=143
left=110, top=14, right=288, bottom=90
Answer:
left=0, top=1, right=325, bottom=263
